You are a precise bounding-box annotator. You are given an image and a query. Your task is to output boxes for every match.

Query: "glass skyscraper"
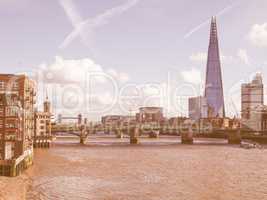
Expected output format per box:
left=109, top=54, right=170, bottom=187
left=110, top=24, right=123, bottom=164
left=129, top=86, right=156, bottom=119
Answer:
left=204, top=17, right=225, bottom=118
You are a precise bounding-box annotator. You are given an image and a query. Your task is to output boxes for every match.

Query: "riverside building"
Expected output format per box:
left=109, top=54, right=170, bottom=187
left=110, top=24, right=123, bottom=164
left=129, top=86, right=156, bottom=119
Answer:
left=34, top=96, right=52, bottom=148
left=188, top=96, right=208, bottom=121
left=0, top=74, right=36, bottom=177
left=241, top=74, right=266, bottom=132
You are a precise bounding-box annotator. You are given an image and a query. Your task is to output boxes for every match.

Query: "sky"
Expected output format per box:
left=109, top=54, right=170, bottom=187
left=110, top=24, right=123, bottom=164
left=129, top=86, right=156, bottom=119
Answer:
left=1, top=0, right=267, bottom=121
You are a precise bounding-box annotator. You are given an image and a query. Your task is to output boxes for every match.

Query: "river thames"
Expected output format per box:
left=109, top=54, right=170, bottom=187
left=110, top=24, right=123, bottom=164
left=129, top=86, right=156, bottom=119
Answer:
left=0, top=136, right=267, bottom=200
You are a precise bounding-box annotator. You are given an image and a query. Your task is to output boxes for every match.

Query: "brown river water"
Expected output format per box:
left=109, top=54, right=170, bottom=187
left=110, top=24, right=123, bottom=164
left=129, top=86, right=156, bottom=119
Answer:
left=0, top=136, right=267, bottom=200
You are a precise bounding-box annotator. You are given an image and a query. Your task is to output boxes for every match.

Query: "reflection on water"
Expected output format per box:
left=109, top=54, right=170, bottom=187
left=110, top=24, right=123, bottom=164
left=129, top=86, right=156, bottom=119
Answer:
left=25, top=136, right=267, bottom=200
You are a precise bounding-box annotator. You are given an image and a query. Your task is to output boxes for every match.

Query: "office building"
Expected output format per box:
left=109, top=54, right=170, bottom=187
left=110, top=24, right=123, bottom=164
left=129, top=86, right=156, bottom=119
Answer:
left=188, top=96, right=208, bottom=121
left=241, top=73, right=264, bottom=119
left=136, top=107, right=164, bottom=123
left=241, top=74, right=265, bottom=132
left=204, top=17, right=225, bottom=118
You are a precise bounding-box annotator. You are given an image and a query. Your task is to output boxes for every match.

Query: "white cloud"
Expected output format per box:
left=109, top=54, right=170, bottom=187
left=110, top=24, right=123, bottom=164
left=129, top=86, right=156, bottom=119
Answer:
left=237, top=49, right=250, bottom=65
left=249, top=23, right=267, bottom=47
left=141, top=84, right=162, bottom=96
left=38, top=56, right=103, bottom=84
left=107, top=68, right=130, bottom=83
left=38, top=56, right=129, bottom=85
left=35, top=56, right=131, bottom=120
left=181, top=68, right=202, bottom=85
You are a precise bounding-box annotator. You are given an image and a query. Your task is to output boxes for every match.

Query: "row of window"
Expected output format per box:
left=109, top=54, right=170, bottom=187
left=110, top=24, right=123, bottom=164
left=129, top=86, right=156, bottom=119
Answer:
left=36, top=115, right=50, bottom=119
left=6, top=107, right=20, bottom=116
left=0, top=124, right=19, bottom=128
left=4, top=135, right=17, bottom=140
left=0, top=132, right=19, bottom=140
left=0, top=107, right=20, bottom=116
left=0, top=81, right=19, bottom=90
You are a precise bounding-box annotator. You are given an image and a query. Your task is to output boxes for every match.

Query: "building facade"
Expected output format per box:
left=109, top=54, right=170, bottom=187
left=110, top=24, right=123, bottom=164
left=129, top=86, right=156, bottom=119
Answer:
left=241, top=73, right=264, bottom=120
left=0, top=74, right=36, bottom=176
left=0, top=74, right=36, bottom=158
left=188, top=96, right=208, bottom=121
left=34, top=96, right=52, bottom=147
left=241, top=74, right=265, bottom=132
left=204, top=17, right=225, bottom=118
left=0, top=94, right=23, bottom=160
left=243, top=105, right=267, bottom=132
left=34, top=112, right=51, bottom=136
left=101, top=115, right=135, bottom=127
left=136, top=107, right=164, bottom=123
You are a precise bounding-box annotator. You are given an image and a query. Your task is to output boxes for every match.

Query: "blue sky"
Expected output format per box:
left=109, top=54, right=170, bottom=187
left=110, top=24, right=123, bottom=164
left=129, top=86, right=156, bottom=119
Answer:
left=1, top=0, right=267, bottom=120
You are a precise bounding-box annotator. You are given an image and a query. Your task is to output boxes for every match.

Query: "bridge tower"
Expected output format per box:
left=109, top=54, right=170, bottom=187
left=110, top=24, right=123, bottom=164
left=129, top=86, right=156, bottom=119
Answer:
left=84, top=118, right=88, bottom=125
left=78, top=114, right=82, bottom=125
left=44, top=94, right=51, bottom=113
left=58, top=114, right=62, bottom=124
left=79, top=125, right=87, bottom=145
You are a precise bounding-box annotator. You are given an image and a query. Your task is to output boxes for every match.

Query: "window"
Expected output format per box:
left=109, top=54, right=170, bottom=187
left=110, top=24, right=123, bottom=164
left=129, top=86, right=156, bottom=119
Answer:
left=0, top=108, right=4, bottom=116
left=6, top=107, right=19, bottom=117
left=13, top=81, right=19, bottom=90
left=5, top=132, right=16, bottom=140
left=0, top=81, right=5, bottom=90
left=6, top=123, right=17, bottom=128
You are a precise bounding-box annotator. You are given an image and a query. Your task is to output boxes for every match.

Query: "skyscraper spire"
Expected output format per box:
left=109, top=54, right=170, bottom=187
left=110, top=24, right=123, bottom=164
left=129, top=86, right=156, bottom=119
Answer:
left=45, top=88, right=49, bottom=101
left=210, top=16, right=218, bottom=42
left=204, top=17, right=225, bottom=118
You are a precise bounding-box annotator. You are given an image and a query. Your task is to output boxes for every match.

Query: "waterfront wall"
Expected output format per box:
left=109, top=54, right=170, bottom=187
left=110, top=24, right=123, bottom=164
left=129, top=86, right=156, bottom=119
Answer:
left=0, top=148, right=33, bottom=177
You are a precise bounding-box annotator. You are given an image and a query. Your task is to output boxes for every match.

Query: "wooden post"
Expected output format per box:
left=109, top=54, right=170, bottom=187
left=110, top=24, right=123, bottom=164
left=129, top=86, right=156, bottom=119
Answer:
left=228, top=129, right=241, bottom=144
left=130, top=127, right=139, bottom=144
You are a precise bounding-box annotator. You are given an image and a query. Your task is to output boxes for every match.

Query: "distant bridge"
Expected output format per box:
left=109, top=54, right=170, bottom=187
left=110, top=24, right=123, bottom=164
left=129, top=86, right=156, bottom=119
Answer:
left=51, top=121, right=243, bottom=145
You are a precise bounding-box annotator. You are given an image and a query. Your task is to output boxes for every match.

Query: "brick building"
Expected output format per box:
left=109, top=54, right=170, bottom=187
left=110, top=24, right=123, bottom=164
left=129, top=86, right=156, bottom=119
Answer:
left=0, top=74, right=36, bottom=176
left=0, top=93, right=23, bottom=160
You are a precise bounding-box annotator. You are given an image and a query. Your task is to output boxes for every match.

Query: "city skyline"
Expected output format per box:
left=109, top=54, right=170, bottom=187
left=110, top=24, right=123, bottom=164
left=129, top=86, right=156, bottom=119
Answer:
left=0, top=2, right=267, bottom=198
left=1, top=0, right=267, bottom=120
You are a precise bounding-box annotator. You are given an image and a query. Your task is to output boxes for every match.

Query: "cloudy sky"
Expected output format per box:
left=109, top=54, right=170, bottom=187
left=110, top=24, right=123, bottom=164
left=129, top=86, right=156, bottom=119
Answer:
left=1, top=0, right=267, bottom=120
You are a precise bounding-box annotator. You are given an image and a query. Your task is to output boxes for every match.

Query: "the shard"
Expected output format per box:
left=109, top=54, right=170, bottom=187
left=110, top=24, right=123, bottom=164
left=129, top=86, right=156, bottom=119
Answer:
left=204, top=17, right=225, bottom=118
